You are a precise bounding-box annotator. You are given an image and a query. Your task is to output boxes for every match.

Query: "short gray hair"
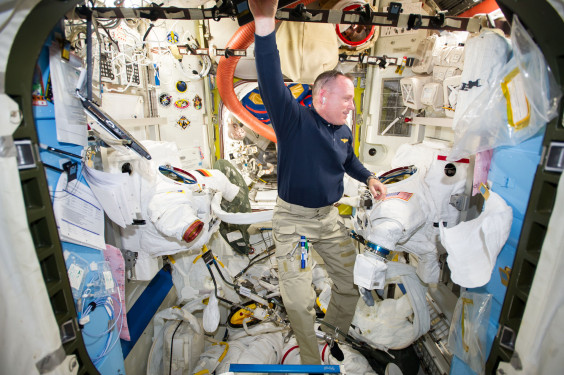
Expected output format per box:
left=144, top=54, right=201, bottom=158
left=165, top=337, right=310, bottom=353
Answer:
left=312, top=70, right=354, bottom=98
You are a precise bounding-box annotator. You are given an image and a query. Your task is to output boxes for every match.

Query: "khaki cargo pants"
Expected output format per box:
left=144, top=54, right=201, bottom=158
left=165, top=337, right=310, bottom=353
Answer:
left=273, top=198, right=359, bottom=364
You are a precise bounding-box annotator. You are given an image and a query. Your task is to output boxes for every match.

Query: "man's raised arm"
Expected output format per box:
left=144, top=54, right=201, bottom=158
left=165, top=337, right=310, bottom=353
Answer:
left=248, top=0, right=278, bottom=36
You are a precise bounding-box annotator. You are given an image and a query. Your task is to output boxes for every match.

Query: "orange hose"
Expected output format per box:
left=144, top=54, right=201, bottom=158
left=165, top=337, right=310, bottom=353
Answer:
left=216, top=0, right=316, bottom=143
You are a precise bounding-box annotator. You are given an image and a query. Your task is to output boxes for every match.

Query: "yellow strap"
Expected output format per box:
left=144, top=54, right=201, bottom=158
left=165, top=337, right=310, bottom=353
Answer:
left=213, top=341, right=229, bottom=362
left=461, top=297, right=474, bottom=353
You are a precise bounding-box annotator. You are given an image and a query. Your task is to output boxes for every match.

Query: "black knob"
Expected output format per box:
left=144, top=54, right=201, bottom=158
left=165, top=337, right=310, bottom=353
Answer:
left=368, top=148, right=377, bottom=156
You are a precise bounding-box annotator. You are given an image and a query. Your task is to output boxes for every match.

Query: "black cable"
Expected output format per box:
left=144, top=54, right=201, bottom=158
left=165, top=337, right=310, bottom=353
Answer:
left=234, top=247, right=275, bottom=280
left=143, top=23, right=154, bottom=41
left=206, top=264, right=236, bottom=306
left=169, top=320, right=183, bottom=375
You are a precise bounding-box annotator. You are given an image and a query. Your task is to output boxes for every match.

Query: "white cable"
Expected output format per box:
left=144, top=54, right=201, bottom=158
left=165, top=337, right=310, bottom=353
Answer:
left=211, top=192, right=273, bottom=224
left=381, top=107, right=409, bottom=136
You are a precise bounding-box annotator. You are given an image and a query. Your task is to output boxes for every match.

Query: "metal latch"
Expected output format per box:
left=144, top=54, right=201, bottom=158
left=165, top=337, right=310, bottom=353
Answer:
left=544, top=141, right=564, bottom=172
left=449, top=194, right=469, bottom=211
left=498, top=325, right=517, bottom=351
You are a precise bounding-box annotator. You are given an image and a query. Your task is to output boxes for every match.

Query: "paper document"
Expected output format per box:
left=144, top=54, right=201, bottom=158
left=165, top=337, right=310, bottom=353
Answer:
left=53, top=174, right=106, bottom=250
left=82, top=165, right=136, bottom=228
left=49, top=43, right=87, bottom=146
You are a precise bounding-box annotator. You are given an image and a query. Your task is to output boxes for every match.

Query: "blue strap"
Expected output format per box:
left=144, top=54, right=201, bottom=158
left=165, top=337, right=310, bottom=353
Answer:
left=229, top=364, right=342, bottom=373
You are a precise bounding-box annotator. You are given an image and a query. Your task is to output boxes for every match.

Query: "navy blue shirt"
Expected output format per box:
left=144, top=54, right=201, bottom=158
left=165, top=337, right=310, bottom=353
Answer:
left=255, top=32, right=372, bottom=208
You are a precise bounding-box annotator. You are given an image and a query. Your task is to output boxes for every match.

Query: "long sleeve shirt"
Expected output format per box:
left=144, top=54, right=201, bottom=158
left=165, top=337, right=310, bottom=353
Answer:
left=255, top=31, right=372, bottom=208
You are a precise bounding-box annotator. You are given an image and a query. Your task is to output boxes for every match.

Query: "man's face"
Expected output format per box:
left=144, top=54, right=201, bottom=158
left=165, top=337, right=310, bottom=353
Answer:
left=321, top=75, right=356, bottom=125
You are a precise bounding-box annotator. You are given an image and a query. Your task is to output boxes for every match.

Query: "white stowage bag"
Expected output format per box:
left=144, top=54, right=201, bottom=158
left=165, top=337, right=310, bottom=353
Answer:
left=356, top=167, right=430, bottom=250
left=440, top=191, right=512, bottom=288
left=147, top=301, right=205, bottom=375
left=203, top=293, right=221, bottom=333
left=193, top=324, right=285, bottom=375
left=352, top=262, right=430, bottom=349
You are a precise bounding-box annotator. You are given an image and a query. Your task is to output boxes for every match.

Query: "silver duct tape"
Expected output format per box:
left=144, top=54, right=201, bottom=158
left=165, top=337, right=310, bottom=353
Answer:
left=467, top=18, right=482, bottom=33
left=0, top=136, right=16, bottom=158
left=190, top=9, right=205, bottom=19
left=36, top=346, right=67, bottom=374
left=120, top=8, right=138, bottom=18
left=372, top=15, right=393, bottom=26
left=276, top=9, right=291, bottom=20
left=327, top=9, right=342, bottom=24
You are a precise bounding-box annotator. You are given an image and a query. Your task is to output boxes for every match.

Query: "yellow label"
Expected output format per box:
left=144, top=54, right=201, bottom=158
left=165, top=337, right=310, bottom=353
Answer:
left=479, top=183, right=490, bottom=201
left=248, top=92, right=264, bottom=105
left=501, top=68, right=531, bottom=130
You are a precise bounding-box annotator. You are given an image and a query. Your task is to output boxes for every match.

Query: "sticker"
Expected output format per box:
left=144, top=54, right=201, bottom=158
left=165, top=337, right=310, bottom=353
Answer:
left=193, top=94, right=202, bottom=110
left=167, top=31, right=179, bottom=44
left=501, top=67, right=530, bottom=130
left=177, top=116, right=190, bottom=129
left=159, top=92, right=172, bottom=107
left=174, top=99, right=189, bottom=109
left=67, top=263, right=84, bottom=290
left=176, top=80, right=188, bottom=93
left=479, top=183, right=490, bottom=201
left=239, top=286, right=252, bottom=297
left=444, top=163, right=457, bottom=177
left=103, top=270, right=114, bottom=290
left=382, top=191, right=413, bottom=202
left=227, top=230, right=243, bottom=242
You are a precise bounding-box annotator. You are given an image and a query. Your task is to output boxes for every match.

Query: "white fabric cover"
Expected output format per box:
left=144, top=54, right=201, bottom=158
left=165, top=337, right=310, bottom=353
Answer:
left=0, top=146, right=76, bottom=375
left=203, top=293, right=221, bottom=333
left=452, top=31, right=511, bottom=132
left=276, top=21, right=338, bottom=84
left=440, top=191, right=512, bottom=288
left=193, top=325, right=284, bottom=374
left=352, top=262, right=430, bottom=349
left=147, top=302, right=205, bottom=375
left=354, top=253, right=387, bottom=290
left=497, top=172, right=564, bottom=375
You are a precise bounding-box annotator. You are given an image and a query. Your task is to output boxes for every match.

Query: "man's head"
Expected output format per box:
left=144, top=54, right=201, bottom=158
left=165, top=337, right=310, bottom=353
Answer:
left=313, top=70, right=356, bottom=125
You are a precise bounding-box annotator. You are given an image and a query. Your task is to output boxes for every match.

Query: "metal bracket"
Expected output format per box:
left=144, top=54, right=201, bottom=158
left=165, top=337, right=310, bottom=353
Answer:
left=123, top=250, right=138, bottom=280
left=13, top=139, right=37, bottom=170
left=407, top=13, right=423, bottom=30
left=290, top=3, right=311, bottom=21
left=202, top=249, right=216, bottom=265
left=449, top=194, right=469, bottom=211
left=387, top=2, right=403, bottom=21
left=358, top=3, right=373, bottom=25
left=59, top=319, right=78, bottom=344
left=544, top=141, right=564, bottom=173
left=498, top=325, right=517, bottom=351
left=429, top=11, right=446, bottom=28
